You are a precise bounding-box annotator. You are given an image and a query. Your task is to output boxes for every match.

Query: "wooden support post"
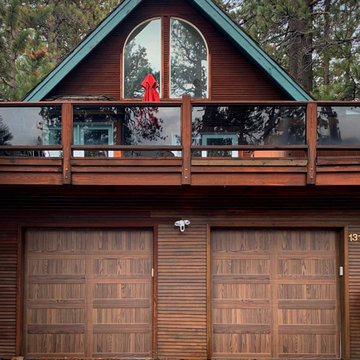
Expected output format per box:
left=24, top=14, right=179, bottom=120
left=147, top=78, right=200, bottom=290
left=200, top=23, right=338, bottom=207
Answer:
left=306, top=102, right=317, bottom=185
left=62, top=103, right=73, bottom=184
left=181, top=95, right=192, bottom=185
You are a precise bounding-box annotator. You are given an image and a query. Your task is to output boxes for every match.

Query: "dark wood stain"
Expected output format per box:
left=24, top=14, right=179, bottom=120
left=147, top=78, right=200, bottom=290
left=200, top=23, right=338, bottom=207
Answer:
left=0, top=186, right=359, bottom=359
left=211, top=228, right=340, bottom=358
left=48, top=0, right=289, bottom=101
left=24, top=229, right=153, bottom=357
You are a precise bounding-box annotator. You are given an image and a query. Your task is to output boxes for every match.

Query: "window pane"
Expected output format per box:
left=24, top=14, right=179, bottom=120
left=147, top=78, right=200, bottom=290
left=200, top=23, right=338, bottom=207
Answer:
left=192, top=106, right=306, bottom=149
left=0, top=107, right=61, bottom=145
left=73, top=106, right=181, bottom=157
left=317, top=106, right=360, bottom=145
left=0, top=106, right=62, bottom=157
left=170, top=19, right=208, bottom=98
left=124, top=19, right=161, bottom=99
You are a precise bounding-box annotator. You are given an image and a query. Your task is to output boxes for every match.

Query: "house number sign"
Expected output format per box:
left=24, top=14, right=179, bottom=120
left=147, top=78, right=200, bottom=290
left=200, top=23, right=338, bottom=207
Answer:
left=349, top=233, right=360, bottom=242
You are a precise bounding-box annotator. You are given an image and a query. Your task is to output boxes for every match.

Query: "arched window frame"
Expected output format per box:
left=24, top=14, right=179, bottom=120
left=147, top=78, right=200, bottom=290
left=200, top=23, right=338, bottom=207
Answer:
left=122, top=16, right=210, bottom=100
left=169, top=17, right=210, bottom=99
left=122, top=17, right=162, bottom=99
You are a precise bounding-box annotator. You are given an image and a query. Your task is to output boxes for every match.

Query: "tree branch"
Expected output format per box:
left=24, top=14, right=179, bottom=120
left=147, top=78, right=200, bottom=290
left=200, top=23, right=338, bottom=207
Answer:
left=0, top=75, right=13, bottom=89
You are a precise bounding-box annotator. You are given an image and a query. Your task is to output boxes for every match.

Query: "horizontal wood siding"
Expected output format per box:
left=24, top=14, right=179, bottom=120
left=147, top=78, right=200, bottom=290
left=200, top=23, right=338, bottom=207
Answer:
left=349, top=225, right=360, bottom=359
left=1, top=187, right=360, bottom=359
left=0, top=225, right=17, bottom=356
left=157, top=224, right=207, bottom=359
left=48, top=0, right=288, bottom=101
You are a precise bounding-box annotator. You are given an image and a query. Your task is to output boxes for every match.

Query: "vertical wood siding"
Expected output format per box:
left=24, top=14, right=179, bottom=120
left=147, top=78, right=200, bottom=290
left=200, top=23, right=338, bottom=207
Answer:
left=48, top=0, right=288, bottom=101
left=0, top=189, right=360, bottom=359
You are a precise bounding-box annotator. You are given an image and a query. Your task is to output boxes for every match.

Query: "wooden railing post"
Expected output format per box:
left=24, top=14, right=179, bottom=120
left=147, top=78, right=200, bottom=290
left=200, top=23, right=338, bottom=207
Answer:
left=181, top=95, right=192, bottom=185
left=62, top=103, right=73, bottom=184
left=306, top=102, right=317, bottom=185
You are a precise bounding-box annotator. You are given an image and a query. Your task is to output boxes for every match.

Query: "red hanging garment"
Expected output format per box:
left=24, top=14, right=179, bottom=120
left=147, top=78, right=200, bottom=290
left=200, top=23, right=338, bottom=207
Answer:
left=141, top=74, right=160, bottom=102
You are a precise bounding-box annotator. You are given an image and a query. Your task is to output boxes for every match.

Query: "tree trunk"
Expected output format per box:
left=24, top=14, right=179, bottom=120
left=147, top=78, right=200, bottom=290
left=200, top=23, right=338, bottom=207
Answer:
left=288, top=0, right=313, bottom=93
left=323, top=0, right=331, bottom=86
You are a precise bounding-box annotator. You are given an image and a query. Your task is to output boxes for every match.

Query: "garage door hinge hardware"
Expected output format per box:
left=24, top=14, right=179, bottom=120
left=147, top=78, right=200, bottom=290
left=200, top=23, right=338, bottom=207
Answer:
left=339, top=266, right=344, bottom=276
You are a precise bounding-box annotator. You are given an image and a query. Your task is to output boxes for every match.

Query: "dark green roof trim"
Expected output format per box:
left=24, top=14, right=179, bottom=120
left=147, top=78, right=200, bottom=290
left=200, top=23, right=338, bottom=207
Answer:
left=191, top=0, right=312, bottom=101
left=24, top=0, right=143, bottom=101
left=24, top=0, right=312, bottom=102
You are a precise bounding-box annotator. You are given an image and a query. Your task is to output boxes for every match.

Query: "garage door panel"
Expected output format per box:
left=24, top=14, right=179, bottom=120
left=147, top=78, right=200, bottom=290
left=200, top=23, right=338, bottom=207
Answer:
left=24, top=229, right=153, bottom=358
left=27, top=230, right=87, bottom=253
left=93, top=333, right=152, bottom=355
left=28, top=258, right=86, bottom=275
left=95, top=308, right=151, bottom=324
left=27, top=333, right=85, bottom=355
left=90, top=230, right=152, bottom=251
left=279, top=284, right=337, bottom=300
left=279, top=232, right=308, bottom=251
left=278, top=258, right=336, bottom=277
left=94, top=258, right=152, bottom=276
left=310, top=231, right=336, bottom=251
left=276, top=231, right=339, bottom=357
left=94, top=282, right=152, bottom=299
left=213, top=231, right=270, bottom=253
left=213, top=283, right=270, bottom=300
left=213, top=333, right=271, bottom=356
left=213, top=259, right=270, bottom=275
left=211, top=228, right=340, bottom=359
left=28, top=308, right=85, bottom=324
left=213, top=308, right=270, bottom=324
left=279, top=334, right=337, bottom=356
left=279, top=309, right=337, bottom=325
left=27, top=283, right=85, bottom=299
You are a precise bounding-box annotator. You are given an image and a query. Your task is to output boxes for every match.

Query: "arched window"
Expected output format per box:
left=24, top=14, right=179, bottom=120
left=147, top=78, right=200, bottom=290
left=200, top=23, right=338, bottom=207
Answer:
left=123, top=17, right=209, bottom=99
left=123, top=18, right=161, bottom=99
left=170, top=18, right=209, bottom=98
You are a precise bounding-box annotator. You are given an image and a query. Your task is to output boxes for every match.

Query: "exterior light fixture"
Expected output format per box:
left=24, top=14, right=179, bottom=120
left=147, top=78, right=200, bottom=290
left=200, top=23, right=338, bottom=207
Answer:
left=174, top=220, right=190, bottom=232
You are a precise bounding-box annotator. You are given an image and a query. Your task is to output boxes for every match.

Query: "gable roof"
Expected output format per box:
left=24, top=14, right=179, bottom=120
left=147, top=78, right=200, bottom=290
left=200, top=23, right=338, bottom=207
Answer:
left=24, top=0, right=312, bottom=102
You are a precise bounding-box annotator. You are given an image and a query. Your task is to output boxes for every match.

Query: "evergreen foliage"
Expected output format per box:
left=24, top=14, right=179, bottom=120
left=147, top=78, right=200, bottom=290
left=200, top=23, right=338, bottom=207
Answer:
left=0, top=0, right=358, bottom=101
left=221, top=0, right=360, bottom=100
left=0, top=0, right=120, bottom=101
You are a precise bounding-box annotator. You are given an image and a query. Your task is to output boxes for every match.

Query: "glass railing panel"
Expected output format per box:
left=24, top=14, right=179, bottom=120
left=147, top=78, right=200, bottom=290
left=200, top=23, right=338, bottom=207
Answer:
left=0, top=106, right=62, bottom=157
left=73, top=106, right=181, bottom=157
left=317, top=106, right=360, bottom=145
left=192, top=105, right=306, bottom=157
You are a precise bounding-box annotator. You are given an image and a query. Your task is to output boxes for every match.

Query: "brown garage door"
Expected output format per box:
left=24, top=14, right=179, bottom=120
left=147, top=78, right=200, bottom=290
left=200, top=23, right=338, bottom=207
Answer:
left=24, top=229, right=153, bottom=358
left=211, top=228, right=341, bottom=359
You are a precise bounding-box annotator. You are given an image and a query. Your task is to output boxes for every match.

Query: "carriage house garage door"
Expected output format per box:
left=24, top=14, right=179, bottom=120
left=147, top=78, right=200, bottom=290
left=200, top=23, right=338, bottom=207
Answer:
left=211, top=228, right=341, bottom=359
left=24, top=228, right=153, bottom=358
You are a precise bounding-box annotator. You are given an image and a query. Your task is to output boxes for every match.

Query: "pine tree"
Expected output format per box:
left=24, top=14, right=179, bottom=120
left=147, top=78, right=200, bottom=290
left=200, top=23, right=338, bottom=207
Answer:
left=0, top=0, right=31, bottom=100
left=229, top=0, right=360, bottom=100
left=0, top=0, right=121, bottom=101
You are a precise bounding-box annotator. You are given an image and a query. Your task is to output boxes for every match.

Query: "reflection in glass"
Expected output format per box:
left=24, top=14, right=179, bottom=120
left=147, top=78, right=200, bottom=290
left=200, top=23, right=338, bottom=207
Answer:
left=192, top=106, right=306, bottom=156
left=0, top=107, right=62, bottom=157
left=170, top=19, right=208, bottom=98
left=124, top=19, right=161, bottom=99
left=318, top=106, right=360, bottom=145
left=73, top=106, right=181, bottom=157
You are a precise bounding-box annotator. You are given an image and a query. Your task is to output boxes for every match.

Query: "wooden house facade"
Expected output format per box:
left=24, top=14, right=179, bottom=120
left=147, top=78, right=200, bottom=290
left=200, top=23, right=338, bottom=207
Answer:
left=0, top=0, right=359, bottom=359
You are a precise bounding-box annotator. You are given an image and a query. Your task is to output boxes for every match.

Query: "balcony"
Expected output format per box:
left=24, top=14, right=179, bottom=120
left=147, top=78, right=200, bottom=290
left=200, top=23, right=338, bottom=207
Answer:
left=0, top=97, right=359, bottom=186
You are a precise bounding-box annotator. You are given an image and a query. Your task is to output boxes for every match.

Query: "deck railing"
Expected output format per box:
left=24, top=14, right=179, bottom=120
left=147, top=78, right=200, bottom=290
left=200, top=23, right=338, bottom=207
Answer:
left=0, top=97, right=359, bottom=186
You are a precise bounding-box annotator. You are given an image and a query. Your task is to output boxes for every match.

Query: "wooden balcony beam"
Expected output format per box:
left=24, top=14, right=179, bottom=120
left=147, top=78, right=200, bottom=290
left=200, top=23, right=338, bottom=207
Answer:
left=62, top=103, right=73, bottom=185
left=181, top=95, right=192, bottom=185
left=306, top=103, right=317, bottom=185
